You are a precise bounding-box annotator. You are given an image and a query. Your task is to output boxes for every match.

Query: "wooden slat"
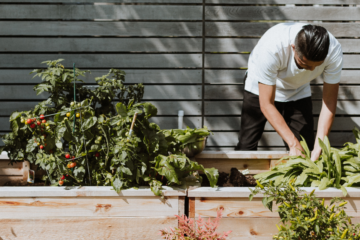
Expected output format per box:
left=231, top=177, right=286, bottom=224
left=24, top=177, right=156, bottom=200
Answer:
left=0, top=0, right=202, bottom=2
left=195, top=158, right=270, bottom=174
left=195, top=197, right=360, bottom=218
left=205, top=54, right=358, bottom=69
left=144, top=101, right=202, bottom=115
left=205, top=70, right=360, bottom=85
left=0, top=86, right=202, bottom=100
left=150, top=116, right=201, bottom=129
left=195, top=151, right=288, bottom=159
left=0, top=217, right=178, bottom=240
left=0, top=22, right=202, bottom=36
left=205, top=6, right=360, bottom=21
left=0, top=54, right=202, bottom=68
left=205, top=22, right=360, bottom=37
left=0, top=101, right=201, bottom=116
left=206, top=0, right=360, bottom=3
left=204, top=117, right=360, bottom=131
left=207, top=132, right=356, bottom=147
left=0, top=186, right=186, bottom=197
left=205, top=39, right=360, bottom=53
left=0, top=160, right=22, bottom=169
left=0, top=196, right=179, bottom=218
left=0, top=38, right=202, bottom=53
left=0, top=5, right=202, bottom=20
left=0, top=69, right=202, bottom=84
left=204, top=85, right=360, bottom=100
left=205, top=101, right=360, bottom=115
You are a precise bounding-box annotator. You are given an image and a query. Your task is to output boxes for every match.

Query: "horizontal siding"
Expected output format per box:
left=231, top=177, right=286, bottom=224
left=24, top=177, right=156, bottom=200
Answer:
left=204, top=54, right=359, bottom=69
left=205, top=70, right=360, bottom=84
left=205, top=22, right=360, bottom=37
left=205, top=39, right=360, bottom=53
left=0, top=70, right=202, bottom=84
left=0, top=22, right=202, bottom=36
left=205, top=6, right=360, bottom=21
left=0, top=54, right=203, bottom=68
left=0, top=38, right=202, bottom=52
left=0, top=2, right=359, bottom=151
left=0, top=5, right=202, bottom=20
left=204, top=101, right=360, bottom=115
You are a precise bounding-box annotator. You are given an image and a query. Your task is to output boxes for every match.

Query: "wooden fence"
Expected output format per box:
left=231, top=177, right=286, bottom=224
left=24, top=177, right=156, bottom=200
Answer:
left=0, top=0, right=359, bottom=150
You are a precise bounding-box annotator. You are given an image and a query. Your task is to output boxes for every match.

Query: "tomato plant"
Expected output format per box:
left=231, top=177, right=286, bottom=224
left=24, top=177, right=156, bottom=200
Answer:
left=0, top=59, right=218, bottom=196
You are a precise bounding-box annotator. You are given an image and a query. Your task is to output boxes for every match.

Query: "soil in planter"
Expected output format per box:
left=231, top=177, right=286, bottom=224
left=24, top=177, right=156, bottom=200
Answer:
left=200, top=167, right=257, bottom=187
left=4, top=180, right=46, bottom=186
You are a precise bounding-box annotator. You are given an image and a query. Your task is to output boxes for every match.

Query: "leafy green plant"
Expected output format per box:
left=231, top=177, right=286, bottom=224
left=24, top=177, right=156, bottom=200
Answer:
left=159, top=210, right=231, bottom=240
left=0, top=59, right=218, bottom=196
left=250, top=180, right=360, bottom=239
left=255, top=131, right=360, bottom=196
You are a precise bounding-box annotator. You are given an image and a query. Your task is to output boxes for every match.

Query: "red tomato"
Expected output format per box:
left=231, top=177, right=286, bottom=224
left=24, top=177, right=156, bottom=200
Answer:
left=37, top=121, right=41, bottom=126
left=27, top=119, right=32, bottom=124
left=65, top=153, right=70, bottom=159
left=59, top=180, right=64, bottom=186
left=60, top=175, right=65, bottom=180
left=95, top=152, right=100, bottom=157
left=42, top=120, right=46, bottom=124
left=40, top=145, right=44, bottom=149
left=40, top=114, right=45, bottom=120
left=30, top=124, right=36, bottom=128
left=70, top=162, right=77, bottom=168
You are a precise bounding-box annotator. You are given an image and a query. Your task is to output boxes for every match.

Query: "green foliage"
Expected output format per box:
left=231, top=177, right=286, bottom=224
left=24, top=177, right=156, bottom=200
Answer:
left=255, top=131, right=360, bottom=196
left=0, top=59, right=218, bottom=195
left=250, top=180, right=360, bottom=239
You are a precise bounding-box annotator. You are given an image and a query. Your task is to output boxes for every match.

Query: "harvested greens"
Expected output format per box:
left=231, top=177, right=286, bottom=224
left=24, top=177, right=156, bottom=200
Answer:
left=255, top=129, right=360, bottom=196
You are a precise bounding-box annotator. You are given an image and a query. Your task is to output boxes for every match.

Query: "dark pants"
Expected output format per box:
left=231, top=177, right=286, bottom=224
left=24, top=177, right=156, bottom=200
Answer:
left=235, top=90, right=315, bottom=151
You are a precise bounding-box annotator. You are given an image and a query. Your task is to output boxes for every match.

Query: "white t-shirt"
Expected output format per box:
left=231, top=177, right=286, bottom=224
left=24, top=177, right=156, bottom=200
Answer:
left=245, top=23, right=343, bottom=102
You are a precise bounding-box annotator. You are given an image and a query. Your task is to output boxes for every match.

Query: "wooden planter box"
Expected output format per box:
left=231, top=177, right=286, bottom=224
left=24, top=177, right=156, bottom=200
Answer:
left=188, top=187, right=360, bottom=239
left=0, top=186, right=186, bottom=239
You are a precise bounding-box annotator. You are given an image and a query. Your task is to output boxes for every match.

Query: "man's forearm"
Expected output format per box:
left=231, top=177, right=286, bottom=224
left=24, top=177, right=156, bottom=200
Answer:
left=260, top=103, right=298, bottom=147
left=314, top=104, right=336, bottom=150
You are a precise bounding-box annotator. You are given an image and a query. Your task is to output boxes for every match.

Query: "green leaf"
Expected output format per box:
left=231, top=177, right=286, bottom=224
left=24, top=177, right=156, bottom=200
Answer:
left=121, top=167, right=132, bottom=176
left=340, top=185, right=348, bottom=197
left=10, top=120, right=19, bottom=136
left=112, top=177, right=123, bottom=193
left=10, top=112, right=21, bottom=122
left=73, top=166, right=85, bottom=180
left=149, top=180, right=162, bottom=196
left=143, top=102, right=157, bottom=118
left=204, top=167, right=219, bottom=188
left=318, top=177, right=330, bottom=190
left=300, top=135, right=310, bottom=158
left=333, top=151, right=342, bottom=188
left=82, top=116, right=97, bottom=131
left=115, top=102, right=127, bottom=117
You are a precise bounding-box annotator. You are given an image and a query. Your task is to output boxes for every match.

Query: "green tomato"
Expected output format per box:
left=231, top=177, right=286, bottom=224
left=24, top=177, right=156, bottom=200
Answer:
left=20, top=118, right=25, bottom=123
left=64, top=117, right=68, bottom=120
left=46, top=126, right=50, bottom=130
left=77, top=103, right=81, bottom=107
left=45, top=123, right=50, bottom=127
left=97, top=136, right=102, bottom=141
left=95, top=140, right=99, bottom=144
left=70, top=102, right=75, bottom=107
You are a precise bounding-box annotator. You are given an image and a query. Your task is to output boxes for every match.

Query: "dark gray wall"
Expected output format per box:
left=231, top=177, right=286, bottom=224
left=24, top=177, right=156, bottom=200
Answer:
left=0, top=1, right=359, bottom=150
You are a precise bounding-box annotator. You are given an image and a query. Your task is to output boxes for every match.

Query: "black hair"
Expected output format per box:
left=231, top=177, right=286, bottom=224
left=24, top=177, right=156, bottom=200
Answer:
left=295, top=25, right=330, bottom=62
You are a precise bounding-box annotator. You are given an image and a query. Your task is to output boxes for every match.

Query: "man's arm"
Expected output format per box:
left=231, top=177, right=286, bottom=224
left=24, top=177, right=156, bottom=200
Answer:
left=311, top=82, right=339, bottom=161
left=258, top=83, right=304, bottom=156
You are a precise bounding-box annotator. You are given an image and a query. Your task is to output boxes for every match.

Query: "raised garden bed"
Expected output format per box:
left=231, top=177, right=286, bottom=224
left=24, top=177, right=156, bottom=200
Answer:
left=0, top=186, right=186, bottom=240
left=188, top=187, right=360, bottom=240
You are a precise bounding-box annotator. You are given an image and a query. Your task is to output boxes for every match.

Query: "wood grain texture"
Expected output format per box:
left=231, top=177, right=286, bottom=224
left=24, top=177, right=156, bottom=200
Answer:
left=0, top=21, right=202, bottom=36
left=0, top=85, right=202, bottom=100
left=0, top=54, right=202, bottom=68
left=0, top=38, right=202, bottom=53
left=205, top=100, right=360, bottom=115
left=0, top=69, right=202, bottom=84
left=207, top=132, right=356, bottom=147
left=205, top=6, right=360, bottom=21
left=0, top=5, right=202, bottom=20
left=0, top=217, right=177, bottom=240
left=206, top=22, right=360, bottom=37
left=189, top=197, right=195, bottom=218
left=205, top=70, right=360, bottom=84
left=195, top=197, right=360, bottom=218
left=204, top=116, right=360, bottom=131
left=195, top=159, right=270, bottom=174
left=206, top=38, right=360, bottom=53
left=0, top=196, right=179, bottom=218
left=204, top=85, right=360, bottom=100
left=204, top=54, right=358, bottom=69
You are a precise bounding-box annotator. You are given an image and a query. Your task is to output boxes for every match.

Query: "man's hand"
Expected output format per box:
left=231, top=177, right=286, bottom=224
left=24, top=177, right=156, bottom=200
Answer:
left=311, top=147, right=322, bottom=161
left=288, top=137, right=304, bottom=157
